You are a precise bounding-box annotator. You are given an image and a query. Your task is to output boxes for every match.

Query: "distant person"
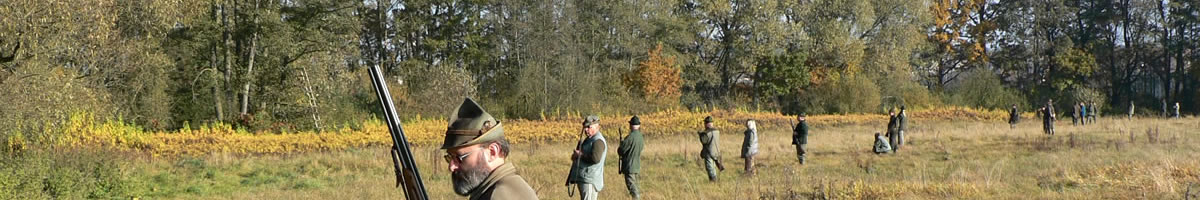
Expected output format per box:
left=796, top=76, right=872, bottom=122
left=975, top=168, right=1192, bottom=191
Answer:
left=1129, top=101, right=1136, bottom=120
left=440, top=98, right=538, bottom=199
left=1079, top=102, right=1087, bottom=126
left=1088, top=101, right=1098, bottom=124
left=886, top=108, right=899, bottom=152
left=740, top=120, right=759, bottom=175
left=567, top=116, right=607, bottom=200
left=618, top=115, right=644, bottom=200
left=873, top=132, right=892, bottom=154
left=1162, top=99, right=1169, bottom=118
left=896, top=106, right=908, bottom=150
left=792, top=113, right=810, bottom=164
left=698, top=116, right=724, bottom=181
left=1075, top=102, right=1084, bottom=125
left=1009, top=104, right=1020, bottom=129
left=1043, top=100, right=1056, bottom=135
left=1174, top=102, right=1181, bottom=118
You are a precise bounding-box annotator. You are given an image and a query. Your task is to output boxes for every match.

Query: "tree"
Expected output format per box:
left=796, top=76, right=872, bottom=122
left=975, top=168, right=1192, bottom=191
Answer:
left=754, top=50, right=809, bottom=113
left=625, top=43, right=684, bottom=107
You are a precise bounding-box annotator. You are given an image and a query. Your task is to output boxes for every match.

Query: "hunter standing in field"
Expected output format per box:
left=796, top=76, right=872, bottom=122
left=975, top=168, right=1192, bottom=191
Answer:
left=1043, top=100, right=1056, bottom=135
left=567, top=116, right=607, bottom=200
left=1009, top=104, right=1020, bottom=129
left=1174, top=102, right=1181, bottom=118
left=1079, top=102, right=1088, bottom=126
left=440, top=98, right=538, bottom=200
left=793, top=113, right=809, bottom=164
left=873, top=132, right=891, bottom=154
left=741, top=120, right=759, bottom=175
left=699, top=116, right=724, bottom=181
left=618, top=115, right=644, bottom=200
left=1129, top=101, right=1136, bottom=119
left=1088, top=101, right=1097, bottom=124
left=886, top=108, right=899, bottom=152
left=1162, top=99, right=1169, bottom=117
left=1072, top=102, right=1081, bottom=126
left=896, top=106, right=908, bottom=150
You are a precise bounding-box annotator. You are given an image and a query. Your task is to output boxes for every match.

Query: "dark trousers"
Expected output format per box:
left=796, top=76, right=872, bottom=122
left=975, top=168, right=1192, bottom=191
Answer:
left=794, top=144, right=807, bottom=164
left=623, top=173, right=639, bottom=199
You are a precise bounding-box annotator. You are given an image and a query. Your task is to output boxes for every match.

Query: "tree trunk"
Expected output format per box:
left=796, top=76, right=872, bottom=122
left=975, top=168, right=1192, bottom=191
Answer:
left=241, top=32, right=256, bottom=116
left=240, top=0, right=260, bottom=117
left=212, top=44, right=224, bottom=122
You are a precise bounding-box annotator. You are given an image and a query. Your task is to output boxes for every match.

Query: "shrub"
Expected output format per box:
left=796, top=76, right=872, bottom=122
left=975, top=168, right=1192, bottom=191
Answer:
left=0, top=149, right=147, bottom=199
left=945, top=68, right=1027, bottom=109
left=804, top=75, right=882, bottom=114
left=877, top=73, right=941, bottom=110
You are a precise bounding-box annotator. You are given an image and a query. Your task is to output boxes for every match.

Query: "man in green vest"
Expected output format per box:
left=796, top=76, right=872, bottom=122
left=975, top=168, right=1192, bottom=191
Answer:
left=618, top=115, right=645, bottom=200
left=440, top=98, right=539, bottom=200
left=568, top=115, right=607, bottom=200
left=699, top=116, right=724, bottom=181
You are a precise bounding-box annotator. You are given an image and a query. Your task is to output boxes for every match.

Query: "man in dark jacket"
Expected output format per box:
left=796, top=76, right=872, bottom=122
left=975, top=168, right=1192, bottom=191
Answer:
left=698, top=116, right=723, bottom=181
left=1009, top=104, right=1020, bottom=129
left=618, top=116, right=644, bottom=199
left=886, top=109, right=899, bottom=152
left=792, top=113, right=809, bottom=164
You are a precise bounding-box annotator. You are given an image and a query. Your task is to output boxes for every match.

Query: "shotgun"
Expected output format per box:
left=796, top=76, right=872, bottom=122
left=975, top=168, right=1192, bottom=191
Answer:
left=565, top=128, right=586, bottom=197
left=367, top=64, right=428, bottom=200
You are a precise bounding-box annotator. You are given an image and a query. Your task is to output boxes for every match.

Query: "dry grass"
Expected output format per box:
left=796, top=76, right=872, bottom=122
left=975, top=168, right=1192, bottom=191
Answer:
left=149, top=116, right=1200, bottom=199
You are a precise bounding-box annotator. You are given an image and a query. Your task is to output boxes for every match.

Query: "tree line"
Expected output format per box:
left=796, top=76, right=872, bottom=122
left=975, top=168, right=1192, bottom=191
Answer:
left=0, top=0, right=1196, bottom=134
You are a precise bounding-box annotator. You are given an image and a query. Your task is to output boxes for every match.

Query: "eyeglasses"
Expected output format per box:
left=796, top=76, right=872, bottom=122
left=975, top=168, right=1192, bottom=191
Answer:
left=444, top=148, right=479, bottom=164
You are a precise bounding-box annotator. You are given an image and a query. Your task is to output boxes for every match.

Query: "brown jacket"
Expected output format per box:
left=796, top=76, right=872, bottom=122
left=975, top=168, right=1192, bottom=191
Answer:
left=468, top=162, right=539, bottom=200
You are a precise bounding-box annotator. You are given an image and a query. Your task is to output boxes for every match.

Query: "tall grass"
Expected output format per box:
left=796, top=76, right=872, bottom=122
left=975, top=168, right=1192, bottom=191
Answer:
left=6, top=116, right=1188, bottom=199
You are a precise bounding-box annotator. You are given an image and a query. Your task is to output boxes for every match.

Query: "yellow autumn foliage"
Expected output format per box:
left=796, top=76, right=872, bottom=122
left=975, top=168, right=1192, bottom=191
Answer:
left=35, top=107, right=1024, bottom=157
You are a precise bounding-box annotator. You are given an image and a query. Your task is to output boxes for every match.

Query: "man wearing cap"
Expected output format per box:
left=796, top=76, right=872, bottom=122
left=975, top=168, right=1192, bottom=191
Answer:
left=618, top=116, right=645, bottom=199
left=792, top=113, right=809, bottom=164
left=568, top=116, right=607, bottom=200
left=698, top=116, right=724, bottom=181
left=440, top=98, right=538, bottom=200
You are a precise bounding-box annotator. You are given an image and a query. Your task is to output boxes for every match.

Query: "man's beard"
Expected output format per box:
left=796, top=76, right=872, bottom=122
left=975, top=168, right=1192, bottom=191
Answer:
left=452, top=155, right=491, bottom=195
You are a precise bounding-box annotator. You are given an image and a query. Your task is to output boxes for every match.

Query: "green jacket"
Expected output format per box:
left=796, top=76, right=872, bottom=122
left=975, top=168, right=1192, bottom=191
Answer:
left=618, top=129, right=644, bottom=174
left=468, top=162, right=539, bottom=200
left=699, top=128, right=720, bottom=159
left=793, top=121, right=808, bottom=145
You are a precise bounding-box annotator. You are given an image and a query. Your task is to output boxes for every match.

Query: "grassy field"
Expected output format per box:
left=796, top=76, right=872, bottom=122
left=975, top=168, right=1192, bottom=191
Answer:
left=98, top=116, right=1198, bottom=199
left=5, top=115, right=1199, bottom=199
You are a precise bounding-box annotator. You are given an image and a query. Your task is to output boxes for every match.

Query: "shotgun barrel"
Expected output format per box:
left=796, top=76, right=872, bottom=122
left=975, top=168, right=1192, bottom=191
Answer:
left=367, top=64, right=428, bottom=200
